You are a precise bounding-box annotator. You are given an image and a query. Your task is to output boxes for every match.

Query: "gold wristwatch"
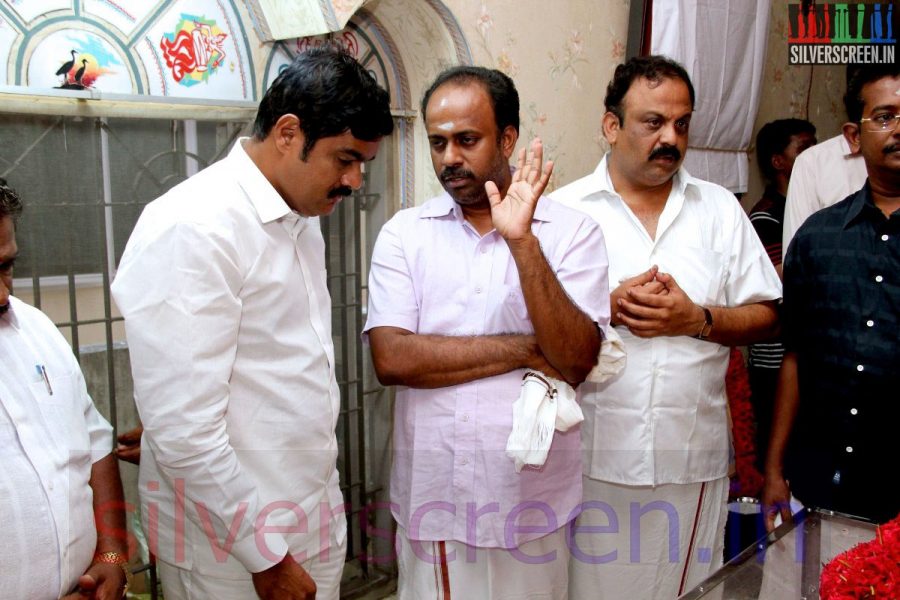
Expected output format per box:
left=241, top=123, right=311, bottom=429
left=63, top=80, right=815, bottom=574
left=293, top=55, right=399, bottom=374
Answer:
left=93, top=551, right=133, bottom=597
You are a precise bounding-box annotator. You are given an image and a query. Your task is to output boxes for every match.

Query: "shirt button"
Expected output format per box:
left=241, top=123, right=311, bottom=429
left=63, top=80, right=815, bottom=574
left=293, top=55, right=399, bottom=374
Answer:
left=461, top=457, right=469, bottom=465
left=462, top=414, right=469, bottom=422
left=882, top=234, right=889, bottom=241
left=850, top=408, right=858, bottom=415
left=846, top=446, right=853, bottom=453
left=875, top=275, right=883, bottom=283
left=866, top=319, right=874, bottom=327
left=857, top=364, right=864, bottom=372
left=481, top=247, right=488, bottom=254
left=475, top=287, right=482, bottom=294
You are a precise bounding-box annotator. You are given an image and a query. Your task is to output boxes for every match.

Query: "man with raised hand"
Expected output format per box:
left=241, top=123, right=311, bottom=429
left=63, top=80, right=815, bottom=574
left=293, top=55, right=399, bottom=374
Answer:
left=365, top=66, right=609, bottom=599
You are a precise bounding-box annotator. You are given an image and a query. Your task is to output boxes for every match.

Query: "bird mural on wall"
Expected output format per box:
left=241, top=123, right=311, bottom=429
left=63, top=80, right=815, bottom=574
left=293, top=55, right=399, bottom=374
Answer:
left=55, top=49, right=77, bottom=85
left=74, top=59, right=89, bottom=86
left=54, top=51, right=94, bottom=90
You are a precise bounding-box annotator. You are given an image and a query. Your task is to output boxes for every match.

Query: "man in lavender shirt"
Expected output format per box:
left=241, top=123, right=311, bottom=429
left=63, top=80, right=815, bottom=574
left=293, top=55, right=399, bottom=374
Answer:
left=364, top=66, right=610, bottom=599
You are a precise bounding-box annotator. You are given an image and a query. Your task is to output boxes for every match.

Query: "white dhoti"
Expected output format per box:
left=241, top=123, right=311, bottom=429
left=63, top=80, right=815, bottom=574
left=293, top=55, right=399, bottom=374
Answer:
left=397, top=524, right=570, bottom=600
left=157, top=510, right=346, bottom=600
left=569, top=476, right=729, bottom=599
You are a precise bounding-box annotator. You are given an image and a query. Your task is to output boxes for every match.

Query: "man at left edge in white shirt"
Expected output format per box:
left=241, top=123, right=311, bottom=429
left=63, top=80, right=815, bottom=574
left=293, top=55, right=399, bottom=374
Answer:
left=111, top=47, right=393, bottom=600
left=0, top=177, right=129, bottom=599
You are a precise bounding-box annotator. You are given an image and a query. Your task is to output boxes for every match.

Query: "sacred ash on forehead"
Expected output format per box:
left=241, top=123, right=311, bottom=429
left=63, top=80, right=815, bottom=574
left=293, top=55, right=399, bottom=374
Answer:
left=436, top=121, right=455, bottom=131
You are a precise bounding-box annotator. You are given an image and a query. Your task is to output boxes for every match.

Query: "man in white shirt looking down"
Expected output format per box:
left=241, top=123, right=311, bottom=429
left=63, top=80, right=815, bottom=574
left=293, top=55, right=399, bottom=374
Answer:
left=112, top=47, right=393, bottom=600
left=552, top=55, right=781, bottom=599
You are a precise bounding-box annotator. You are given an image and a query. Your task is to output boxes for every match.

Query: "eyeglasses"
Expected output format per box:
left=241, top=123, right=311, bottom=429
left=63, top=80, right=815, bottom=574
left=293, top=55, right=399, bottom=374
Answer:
left=859, top=112, right=900, bottom=133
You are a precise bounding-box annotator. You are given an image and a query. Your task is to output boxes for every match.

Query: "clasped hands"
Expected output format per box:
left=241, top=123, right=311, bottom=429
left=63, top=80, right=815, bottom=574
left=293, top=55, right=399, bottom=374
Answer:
left=611, top=265, right=706, bottom=338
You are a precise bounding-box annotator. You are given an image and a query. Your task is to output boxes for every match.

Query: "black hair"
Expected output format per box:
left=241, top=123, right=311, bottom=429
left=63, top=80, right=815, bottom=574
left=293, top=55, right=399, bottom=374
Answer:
left=420, top=66, right=520, bottom=137
left=755, top=118, right=817, bottom=181
left=604, top=55, right=695, bottom=124
left=252, top=46, right=393, bottom=158
left=0, top=177, right=22, bottom=223
left=843, top=63, right=900, bottom=123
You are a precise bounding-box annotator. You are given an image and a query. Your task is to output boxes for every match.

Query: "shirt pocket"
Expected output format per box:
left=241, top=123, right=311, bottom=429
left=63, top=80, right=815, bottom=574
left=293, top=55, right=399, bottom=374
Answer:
left=493, top=284, right=531, bottom=331
left=30, top=374, right=93, bottom=456
left=660, top=246, right=728, bottom=306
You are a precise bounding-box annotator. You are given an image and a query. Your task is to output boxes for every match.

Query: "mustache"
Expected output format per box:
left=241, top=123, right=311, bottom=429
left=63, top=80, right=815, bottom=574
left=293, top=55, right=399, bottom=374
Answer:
left=648, top=145, right=682, bottom=162
left=440, top=167, right=476, bottom=182
left=884, top=143, right=900, bottom=154
left=328, top=186, right=353, bottom=199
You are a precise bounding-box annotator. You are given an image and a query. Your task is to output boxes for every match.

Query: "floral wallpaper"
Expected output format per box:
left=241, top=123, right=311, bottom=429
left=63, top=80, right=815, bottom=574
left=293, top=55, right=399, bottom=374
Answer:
left=440, top=0, right=631, bottom=191
left=745, top=0, right=846, bottom=208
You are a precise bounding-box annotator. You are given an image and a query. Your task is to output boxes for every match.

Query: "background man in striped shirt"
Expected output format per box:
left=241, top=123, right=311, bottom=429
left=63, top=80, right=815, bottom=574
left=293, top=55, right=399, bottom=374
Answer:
left=747, top=118, right=816, bottom=472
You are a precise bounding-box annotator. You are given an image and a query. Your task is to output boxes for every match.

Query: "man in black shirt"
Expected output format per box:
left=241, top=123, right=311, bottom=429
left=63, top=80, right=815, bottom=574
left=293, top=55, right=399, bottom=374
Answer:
left=763, top=64, right=900, bottom=528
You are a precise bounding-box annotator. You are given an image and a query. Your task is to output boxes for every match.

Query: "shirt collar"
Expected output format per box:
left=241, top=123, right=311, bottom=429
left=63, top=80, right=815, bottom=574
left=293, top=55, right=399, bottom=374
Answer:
left=838, top=134, right=857, bottom=158
left=228, top=137, right=298, bottom=225
left=0, top=296, right=21, bottom=329
left=843, top=182, right=884, bottom=229
left=763, top=184, right=786, bottom=205
left=418, top=190, right=553, bottom=222
left=587, top=153, right=693, bottom=200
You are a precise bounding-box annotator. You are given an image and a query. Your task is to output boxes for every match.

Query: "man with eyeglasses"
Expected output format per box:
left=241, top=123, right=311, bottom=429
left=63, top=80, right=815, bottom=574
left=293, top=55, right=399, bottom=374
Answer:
left=763, top=64, right=900, bottom=529
left=552, top=55, right=781, bottom=599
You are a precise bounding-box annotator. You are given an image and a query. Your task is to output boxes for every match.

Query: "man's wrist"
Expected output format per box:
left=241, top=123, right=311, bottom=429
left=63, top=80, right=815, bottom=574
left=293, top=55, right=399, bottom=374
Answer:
left=504, top=231, right=539, bottom=252
left=93, top=551, right=132, bottom=595
left=693, top=305, right=713, bottom=339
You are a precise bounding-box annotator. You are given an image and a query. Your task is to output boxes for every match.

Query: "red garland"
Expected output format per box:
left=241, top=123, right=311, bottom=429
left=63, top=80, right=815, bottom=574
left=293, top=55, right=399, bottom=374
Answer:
left=820, top=513, right=900, bottom=599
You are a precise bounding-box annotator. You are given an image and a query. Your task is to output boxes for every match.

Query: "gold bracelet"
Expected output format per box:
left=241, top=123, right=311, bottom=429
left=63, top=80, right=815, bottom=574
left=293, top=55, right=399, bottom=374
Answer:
left=93, top=552, right=132, bottom=597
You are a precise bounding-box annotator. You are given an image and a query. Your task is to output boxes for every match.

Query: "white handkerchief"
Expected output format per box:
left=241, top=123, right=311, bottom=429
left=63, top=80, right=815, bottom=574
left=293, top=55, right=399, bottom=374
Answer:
left=585, top=325, right=626, bottom=383
left=505, top=371, right=582, bottom=472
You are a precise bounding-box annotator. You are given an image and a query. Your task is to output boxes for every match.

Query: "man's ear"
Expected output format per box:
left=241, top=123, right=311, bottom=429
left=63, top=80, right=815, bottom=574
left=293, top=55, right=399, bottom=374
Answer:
left=772, top=153, right=788, bottom=173
left=271, top=114, right=303, bottom=155
left=500, top=125, right=518, bottom=159
left=842, top=121, right=861, bottom=154
left=602, top=111, right=620, bottom=145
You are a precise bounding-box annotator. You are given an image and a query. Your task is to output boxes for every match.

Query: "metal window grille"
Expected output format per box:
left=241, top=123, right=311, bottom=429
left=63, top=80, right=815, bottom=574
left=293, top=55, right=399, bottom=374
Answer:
left=1, top=108, right=395, bottom=598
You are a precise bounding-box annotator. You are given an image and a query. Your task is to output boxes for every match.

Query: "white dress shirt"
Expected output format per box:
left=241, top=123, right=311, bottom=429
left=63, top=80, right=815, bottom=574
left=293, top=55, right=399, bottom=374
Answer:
left=111, top=139, right=344, bottom=578
left=552, top=156, right=781, bottom=486
left=782, top=134, right=868, bottom=252
left=0, top=296, right=113, bottom=599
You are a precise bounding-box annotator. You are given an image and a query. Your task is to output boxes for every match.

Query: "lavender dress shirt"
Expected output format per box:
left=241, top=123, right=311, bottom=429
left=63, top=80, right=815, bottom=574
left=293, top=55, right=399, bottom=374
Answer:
left=364, top=193, right=610, bottom=548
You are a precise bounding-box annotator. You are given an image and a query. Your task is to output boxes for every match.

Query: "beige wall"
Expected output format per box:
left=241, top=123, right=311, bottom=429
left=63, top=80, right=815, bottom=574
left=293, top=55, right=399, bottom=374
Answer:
left=438, top=0, right=631, bottom=191
left=745, top=0, right=847, bottom=209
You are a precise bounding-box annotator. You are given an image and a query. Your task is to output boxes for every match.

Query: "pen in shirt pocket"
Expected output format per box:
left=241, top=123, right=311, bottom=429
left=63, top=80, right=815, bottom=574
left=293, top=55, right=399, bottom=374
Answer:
left=35, top=364, right=53, bottom=395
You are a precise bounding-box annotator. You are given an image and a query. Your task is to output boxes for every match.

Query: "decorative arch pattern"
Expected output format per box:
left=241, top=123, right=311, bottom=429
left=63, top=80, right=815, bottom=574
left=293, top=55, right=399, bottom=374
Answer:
left=0, top=0, right=255, bottom=101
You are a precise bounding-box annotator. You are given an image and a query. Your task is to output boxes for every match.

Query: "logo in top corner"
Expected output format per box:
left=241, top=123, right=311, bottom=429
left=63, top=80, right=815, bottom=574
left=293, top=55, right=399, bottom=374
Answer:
left=787, top=2, right=896, bottom=65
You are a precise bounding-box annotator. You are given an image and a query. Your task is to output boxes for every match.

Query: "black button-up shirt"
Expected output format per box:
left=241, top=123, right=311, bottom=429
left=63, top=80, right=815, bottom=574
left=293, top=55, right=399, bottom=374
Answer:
left=782, top=183, right=899, bottom=523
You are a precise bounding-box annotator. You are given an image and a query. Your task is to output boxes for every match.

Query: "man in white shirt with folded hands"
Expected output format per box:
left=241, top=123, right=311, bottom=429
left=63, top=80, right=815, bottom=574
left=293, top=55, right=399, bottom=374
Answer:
left=553, top=55, right=781, bottom=599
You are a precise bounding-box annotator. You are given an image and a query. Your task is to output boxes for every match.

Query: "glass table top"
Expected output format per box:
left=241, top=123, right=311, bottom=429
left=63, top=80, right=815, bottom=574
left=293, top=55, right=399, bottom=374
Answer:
left=678, top=508, right=878, bottom=599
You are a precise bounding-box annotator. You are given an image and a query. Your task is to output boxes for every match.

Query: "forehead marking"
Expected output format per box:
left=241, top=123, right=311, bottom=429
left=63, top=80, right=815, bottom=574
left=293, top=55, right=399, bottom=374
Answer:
left=436, top=121, right=454, bottom=131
